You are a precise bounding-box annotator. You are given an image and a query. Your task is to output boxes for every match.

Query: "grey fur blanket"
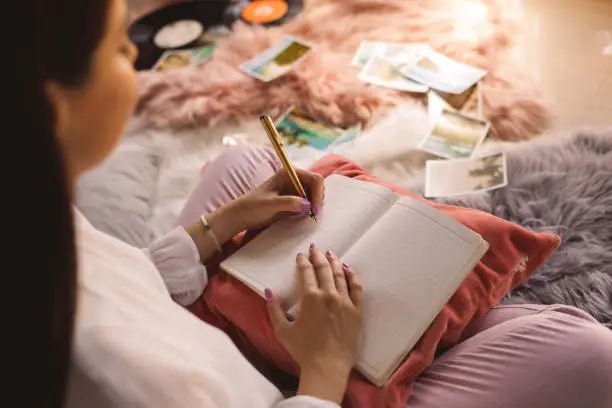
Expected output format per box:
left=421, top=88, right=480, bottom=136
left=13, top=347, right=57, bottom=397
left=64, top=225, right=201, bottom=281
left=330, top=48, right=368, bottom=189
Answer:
left=405, top=131, right=612, bottom=328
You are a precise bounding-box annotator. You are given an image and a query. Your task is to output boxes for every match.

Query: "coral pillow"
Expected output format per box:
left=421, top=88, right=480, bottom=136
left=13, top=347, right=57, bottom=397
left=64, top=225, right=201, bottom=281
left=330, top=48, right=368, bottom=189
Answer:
left=197, top=155, right=560, bottom=408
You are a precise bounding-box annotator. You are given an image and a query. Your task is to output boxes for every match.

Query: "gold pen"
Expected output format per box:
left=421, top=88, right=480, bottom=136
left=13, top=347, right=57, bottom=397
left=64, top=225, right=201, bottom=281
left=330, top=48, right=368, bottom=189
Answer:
left=259, top=115, right=318, bottom=223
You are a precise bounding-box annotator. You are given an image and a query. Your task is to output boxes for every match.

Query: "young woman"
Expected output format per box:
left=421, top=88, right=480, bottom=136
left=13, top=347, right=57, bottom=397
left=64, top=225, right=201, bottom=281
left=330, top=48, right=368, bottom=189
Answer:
left=18, top=0, right=612, bottom=407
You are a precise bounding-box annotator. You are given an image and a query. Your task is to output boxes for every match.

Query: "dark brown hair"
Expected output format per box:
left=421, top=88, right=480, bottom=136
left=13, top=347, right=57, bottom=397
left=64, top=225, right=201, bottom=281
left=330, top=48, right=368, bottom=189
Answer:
left=9, top=1, right=110, bottom=407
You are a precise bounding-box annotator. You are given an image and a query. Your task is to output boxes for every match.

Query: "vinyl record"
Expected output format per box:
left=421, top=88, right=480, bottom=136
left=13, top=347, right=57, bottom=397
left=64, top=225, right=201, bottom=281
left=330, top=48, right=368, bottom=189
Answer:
left=130, top=1, right=229, bottom=70
left=224, top=0, right=302, bottom=27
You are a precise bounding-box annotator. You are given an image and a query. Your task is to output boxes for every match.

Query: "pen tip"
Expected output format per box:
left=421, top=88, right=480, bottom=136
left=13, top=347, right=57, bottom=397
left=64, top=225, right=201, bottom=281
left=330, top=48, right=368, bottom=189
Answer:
left=259, top=115, right=268, bottom=121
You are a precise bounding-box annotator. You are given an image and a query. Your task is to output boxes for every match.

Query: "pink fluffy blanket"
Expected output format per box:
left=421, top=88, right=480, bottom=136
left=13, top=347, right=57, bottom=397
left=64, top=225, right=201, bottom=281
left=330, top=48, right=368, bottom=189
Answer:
left=136, top=0, right=550, bottom=141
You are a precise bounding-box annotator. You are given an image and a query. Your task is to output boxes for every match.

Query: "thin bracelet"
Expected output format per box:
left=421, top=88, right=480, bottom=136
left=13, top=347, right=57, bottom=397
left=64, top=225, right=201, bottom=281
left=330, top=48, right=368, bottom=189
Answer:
left=200, top=214, right=223, bottom=254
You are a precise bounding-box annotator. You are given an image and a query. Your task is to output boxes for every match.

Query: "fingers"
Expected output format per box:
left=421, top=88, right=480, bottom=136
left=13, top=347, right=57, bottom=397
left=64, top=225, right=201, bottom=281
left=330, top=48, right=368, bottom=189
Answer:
left=273, top=169, right=324, bottom=213
left=266, top=289, right=289, bottom=331
left=295, top=169, right=325, bottom=212
left=345, top=266, right=363, bottom=309
left=270, top=196, right=311, bottom=215
left=297, top=245, right=355, bottom=299
left=297, top=253, right=318, bottom=294
left=326, top=250, right=348, bottom=295
left=309, top=244, right=335, bottom=292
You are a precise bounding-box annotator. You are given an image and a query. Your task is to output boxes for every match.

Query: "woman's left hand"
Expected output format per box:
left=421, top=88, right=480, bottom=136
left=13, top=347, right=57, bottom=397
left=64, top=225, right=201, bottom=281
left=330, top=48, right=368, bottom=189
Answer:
left=225, top=168, right=325, bottom=232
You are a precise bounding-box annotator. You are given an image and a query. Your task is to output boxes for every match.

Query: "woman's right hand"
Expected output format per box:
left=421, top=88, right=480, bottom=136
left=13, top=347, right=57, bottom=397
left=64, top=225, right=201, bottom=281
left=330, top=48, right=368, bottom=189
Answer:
left=266, top=244, right=364, bottom=404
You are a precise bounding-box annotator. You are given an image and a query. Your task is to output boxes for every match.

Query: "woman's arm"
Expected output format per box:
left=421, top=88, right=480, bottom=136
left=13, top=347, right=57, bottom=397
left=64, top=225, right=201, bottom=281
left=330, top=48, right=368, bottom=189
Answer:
left=145, top=168, right=324, bottom=306
left=267, top=246, right=364, bottom=405
left=183, top=205, right=242, bottom=265
left=142, top=226, right=209, bottom=306
left=184, top=168, right=325, bottom=263
left=142, top=187, right=308, bottom=305
left=274, top=396, right=340, bottom=407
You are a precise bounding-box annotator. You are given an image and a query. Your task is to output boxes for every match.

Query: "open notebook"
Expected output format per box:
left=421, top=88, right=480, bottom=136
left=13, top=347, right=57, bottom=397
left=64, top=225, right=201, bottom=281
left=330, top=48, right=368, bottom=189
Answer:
left=221, top=175, right=488, bottom=386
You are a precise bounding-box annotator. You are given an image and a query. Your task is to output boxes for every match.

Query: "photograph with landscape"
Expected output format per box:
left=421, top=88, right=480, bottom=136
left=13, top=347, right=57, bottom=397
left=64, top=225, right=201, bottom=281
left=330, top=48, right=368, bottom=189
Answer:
left=275, top=107, right=343, bottom=149
left=360, top=56, right=428, bottom=92
left=153, top=51, right=191, bottom=72
left=399, top=49, right=487, bottom=94
left=252, top=40, right=310, bottom=80
left=420, top=109, right=490, bottom=159
left=425, top=152, right=507, bottom=198
left=240, top=36, right=311, bottom=81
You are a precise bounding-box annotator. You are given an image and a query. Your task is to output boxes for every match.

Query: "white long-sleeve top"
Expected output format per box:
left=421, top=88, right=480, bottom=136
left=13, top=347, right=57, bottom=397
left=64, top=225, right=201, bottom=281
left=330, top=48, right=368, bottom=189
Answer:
left=67, top=209, right=338, bottom=408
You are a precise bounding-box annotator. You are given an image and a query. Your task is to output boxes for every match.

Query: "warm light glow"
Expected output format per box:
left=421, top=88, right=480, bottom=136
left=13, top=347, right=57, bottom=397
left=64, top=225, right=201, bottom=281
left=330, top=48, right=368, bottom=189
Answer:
left=222, top=135, right=239, bottom=147
left=453, top=27, right=479, bottom=41
left=602, top=31, right=612, bottom=56
left=222, top=132, right=251, bottom=148
left=455, top=1, right=489, bottom=25
left=452, top=1, right=490, bottom=41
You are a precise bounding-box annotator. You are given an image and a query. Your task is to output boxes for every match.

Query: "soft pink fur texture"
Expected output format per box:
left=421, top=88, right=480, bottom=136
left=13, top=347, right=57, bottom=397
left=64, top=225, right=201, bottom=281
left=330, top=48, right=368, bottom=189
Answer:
left=136, top=0, right=550, bottom=141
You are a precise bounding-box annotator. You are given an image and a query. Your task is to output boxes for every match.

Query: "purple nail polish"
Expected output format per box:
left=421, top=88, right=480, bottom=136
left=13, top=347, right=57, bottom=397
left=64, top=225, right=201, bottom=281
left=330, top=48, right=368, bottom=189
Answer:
left=288, top=211, right=309, bottom=220
left=326, top=249, right=334, bottom=257
left=309, top=243, right=315, bottom=249
left=343, top=263, right=350, bottom=270
left=301, top=199, right=312, bottom=212
left=264, top=288, right=272, bottom=301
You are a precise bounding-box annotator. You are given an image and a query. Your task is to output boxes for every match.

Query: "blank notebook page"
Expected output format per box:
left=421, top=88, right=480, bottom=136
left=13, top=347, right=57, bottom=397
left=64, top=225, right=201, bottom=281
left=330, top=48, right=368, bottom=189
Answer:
left=221, top=175, right=397, bottom=304
left=343, top=196, right=485, bottom=384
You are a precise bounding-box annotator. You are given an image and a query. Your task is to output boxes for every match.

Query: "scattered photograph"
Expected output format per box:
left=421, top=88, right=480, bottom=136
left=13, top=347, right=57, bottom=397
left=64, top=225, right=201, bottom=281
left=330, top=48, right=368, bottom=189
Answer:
left=359, top=55, right=429, bottom=93
left=427, top=90, right=454, bottom=120
left=437, top=83, right=482, bottom=116
left=152, top=44, right=217, bottom=72
left=398, top=49, right=486, bottom=94
left=275, top=107, right=344, bottom=150
left=328, top=124, right=361, bottom=150
left=419, top=108, right=491, bottom=159
left=189, top=44, right=217, bottom=63
left=457, top=82, right=482, bottom=118
left=424, top=152, right=508, bottom=198
left=352, top=40, right=385, bottom=67
left=152, top=50, right=191, bottom=72
left=428, top=83, right=483, bottom=120
left=240, top=36, right=312, bottom=82
left=351, top=40, right=429, bottom=67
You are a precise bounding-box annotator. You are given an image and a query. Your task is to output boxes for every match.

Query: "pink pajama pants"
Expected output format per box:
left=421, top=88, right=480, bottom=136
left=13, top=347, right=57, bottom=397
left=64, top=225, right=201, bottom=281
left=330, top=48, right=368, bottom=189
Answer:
left=178, top=145, right=612, bottom=408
